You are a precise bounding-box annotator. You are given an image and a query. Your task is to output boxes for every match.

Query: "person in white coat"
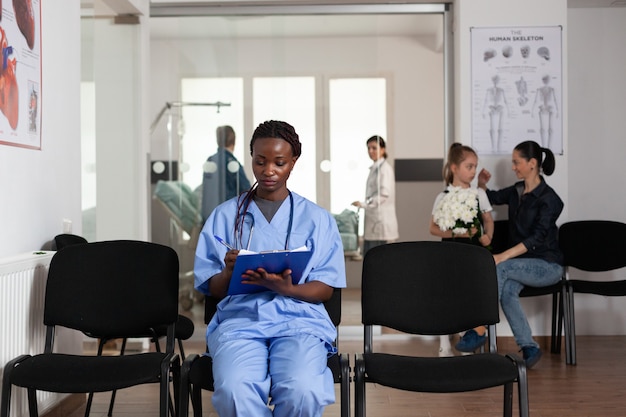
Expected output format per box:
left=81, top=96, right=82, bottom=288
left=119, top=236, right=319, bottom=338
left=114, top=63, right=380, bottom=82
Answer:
left=352, top=135, right=399, bottom=254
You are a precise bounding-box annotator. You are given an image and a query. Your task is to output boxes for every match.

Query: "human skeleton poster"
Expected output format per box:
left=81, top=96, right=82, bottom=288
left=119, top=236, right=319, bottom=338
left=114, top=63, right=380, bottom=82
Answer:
left=471, top=26, right=563, bottom=156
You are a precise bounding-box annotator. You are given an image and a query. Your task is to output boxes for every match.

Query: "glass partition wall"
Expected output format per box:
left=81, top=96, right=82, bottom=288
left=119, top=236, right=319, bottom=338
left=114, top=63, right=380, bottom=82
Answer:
left=78, top=3, right=450, bottom=297
left=148, top=5, right=450, bottom=268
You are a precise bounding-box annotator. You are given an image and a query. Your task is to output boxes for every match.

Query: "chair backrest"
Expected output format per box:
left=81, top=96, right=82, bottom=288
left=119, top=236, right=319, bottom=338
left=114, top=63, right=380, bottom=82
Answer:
left=491, top=219, right=510, bottom=253
left=53, top=233, right=88, bottom=250
left=323, top=287, right=342, bottom=327
left=44, top=240, right=180, bottom=338
left=559, top=220, right=626, bottom=272
left=362, top=241, right=499, bottom=336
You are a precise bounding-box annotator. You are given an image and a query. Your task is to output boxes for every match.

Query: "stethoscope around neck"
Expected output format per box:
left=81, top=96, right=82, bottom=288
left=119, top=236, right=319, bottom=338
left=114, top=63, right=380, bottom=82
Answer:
left=237, top=191, right=294, bottom=251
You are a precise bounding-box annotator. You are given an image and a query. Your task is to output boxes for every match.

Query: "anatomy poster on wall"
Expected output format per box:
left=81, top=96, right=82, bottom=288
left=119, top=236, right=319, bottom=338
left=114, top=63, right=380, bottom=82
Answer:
left=0, top=0, right=41, bottom=150
left=471, top=26, right=562, bottom=156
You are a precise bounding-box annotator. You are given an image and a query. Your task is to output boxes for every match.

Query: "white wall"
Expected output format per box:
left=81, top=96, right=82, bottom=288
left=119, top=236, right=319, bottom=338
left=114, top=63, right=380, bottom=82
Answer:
left=567, top=7, right=626, bottom=335
left=0, top=3, right=82, bottom=256
left=454, top=0, right=570, bottom=338
left=91, top=17, right=151, bottom=241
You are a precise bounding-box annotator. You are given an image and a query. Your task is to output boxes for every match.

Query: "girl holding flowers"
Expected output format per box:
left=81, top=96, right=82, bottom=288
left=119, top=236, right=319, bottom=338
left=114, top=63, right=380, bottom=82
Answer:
left=429, top=143, right=494, bottom=356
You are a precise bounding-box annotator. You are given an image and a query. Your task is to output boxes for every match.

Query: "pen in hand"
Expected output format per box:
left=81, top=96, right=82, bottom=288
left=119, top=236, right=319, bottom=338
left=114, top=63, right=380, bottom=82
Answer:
left=214, top=235, right=235, bottom=250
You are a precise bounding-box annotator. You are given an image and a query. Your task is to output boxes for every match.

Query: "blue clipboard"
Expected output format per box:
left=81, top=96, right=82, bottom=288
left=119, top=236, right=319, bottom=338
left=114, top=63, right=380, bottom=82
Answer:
left=227, top=250, right=313, bottom=295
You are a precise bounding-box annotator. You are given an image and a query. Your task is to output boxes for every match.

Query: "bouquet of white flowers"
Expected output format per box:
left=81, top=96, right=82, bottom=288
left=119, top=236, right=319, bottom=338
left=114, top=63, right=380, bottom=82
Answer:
left=433, top=186, right=482, bottom=237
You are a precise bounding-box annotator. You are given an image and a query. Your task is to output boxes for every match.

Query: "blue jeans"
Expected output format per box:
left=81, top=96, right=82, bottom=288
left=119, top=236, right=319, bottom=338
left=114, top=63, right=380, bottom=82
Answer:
left=497, top=258, right=563, bottom=349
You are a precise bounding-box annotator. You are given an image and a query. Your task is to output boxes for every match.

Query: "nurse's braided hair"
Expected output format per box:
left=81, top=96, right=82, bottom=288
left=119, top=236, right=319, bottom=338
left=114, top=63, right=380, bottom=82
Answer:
left=234, top=121, right=302, bottom=247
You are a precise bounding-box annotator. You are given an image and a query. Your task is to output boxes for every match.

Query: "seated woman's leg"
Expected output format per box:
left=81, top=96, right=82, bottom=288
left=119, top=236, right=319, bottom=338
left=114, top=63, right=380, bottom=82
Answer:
left=500, top=277, right=535, bottom=348
left=497, top=258, right=563, bottom=368
left=209, top=337, right=273, bottom=417
left=269, top=334, right=334, bottom=417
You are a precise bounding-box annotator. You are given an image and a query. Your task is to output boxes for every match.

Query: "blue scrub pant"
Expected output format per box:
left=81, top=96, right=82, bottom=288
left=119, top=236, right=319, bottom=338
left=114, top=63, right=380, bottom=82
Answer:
left=209, top=333, right=335, bottom=417
left=497, top=258, right=563, bottom=348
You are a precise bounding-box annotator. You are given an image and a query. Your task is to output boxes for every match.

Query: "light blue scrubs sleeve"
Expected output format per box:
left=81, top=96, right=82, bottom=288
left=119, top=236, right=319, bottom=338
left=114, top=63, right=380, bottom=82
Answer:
left=194, top=200, right=234, bottom=295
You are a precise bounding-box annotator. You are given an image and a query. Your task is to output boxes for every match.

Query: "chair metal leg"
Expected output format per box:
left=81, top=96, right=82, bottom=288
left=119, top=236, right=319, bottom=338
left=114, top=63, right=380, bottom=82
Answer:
left=550, top=291, right=563, bottom=354
left=84, top=387, right=95, bottom=416
left=179, top=359, right=190, bottom=417
left=85, top=338, right=110, bottom=417
left=172, top=357, right=181, bottom=417
left=354, top=354, right=365, bottom=417
left=149, top=338, right=177, bottom=417
left=106, top=390, right=118, bottom=417
left=1, top=369, right=13, bottom=417
left=339, top=354, right=351, bottom=417
left=178, top=339, right=186, bottom=361
left=160, top=358, right=174, bottom=417
left=566, top=285, right=577, bottom=365
left=105, top=338, right=128, bottom=416
left=503, top=382, right=513, bottom=417
left=192, top=385, right=203, bottom=417
left=562, top=284, right=572, bottom=365
left=516, top=359, right=529, bottom=417
left=27, top=388, right=38, bottom=417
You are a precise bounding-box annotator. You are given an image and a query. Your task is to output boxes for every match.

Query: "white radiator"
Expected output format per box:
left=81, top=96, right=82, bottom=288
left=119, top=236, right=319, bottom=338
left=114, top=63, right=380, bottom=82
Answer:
left=0, top=251, right=74, bottom=417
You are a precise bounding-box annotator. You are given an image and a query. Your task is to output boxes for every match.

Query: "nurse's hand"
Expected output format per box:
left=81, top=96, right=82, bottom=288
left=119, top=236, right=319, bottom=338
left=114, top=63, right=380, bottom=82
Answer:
left=241, top=267, right=293, bottom=294
left=208, top=249, right=240, bottom=299
left=223, top=249, right=238, bottom=274
left=242, top=269, right=334, bottom=303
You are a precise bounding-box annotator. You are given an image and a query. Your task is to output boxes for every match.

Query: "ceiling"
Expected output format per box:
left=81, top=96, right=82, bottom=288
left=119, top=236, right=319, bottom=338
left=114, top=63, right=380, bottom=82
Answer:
left=148, top=14, right=443, bottom=40
left=82, top=0, right=625, bottom=41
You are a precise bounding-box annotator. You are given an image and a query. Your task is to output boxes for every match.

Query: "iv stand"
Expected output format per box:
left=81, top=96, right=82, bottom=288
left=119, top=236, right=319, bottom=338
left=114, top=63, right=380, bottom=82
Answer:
left=149, top=101, right=232, bottom=182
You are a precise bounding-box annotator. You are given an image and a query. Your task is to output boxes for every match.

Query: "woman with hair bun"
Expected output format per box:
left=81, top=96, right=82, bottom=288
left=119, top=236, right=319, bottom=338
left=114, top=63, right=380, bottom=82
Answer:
left=473, top=140, right=564, bottom=369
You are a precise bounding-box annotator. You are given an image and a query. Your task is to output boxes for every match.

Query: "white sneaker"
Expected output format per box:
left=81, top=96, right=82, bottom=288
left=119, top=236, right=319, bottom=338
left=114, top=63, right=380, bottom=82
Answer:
left=438, top=346, right=454, bottom=357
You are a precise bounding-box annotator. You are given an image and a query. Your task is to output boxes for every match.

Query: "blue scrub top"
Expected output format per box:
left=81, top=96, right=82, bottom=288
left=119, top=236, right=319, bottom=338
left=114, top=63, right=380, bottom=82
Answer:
left=194, top=191, right=347, bottom=351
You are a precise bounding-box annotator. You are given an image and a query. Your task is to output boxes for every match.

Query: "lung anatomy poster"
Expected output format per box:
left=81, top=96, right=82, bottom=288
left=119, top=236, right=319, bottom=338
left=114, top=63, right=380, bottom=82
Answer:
left=0, top=0, right=41, bottom=150
left=471, top=26, right=563, bottom=156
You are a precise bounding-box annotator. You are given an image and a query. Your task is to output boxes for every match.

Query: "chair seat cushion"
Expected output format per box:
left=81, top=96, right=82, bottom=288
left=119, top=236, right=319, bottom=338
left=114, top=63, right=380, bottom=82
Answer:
left=326, top=353, right=342, bottom=384
left=154, top=315, right=195, bottom=340
left=364, top=352, right=519, bottom=393
left=10, top=353, right=171, bottom=393
left=173, top=315, right=196, bottom=339
left=520, top=282, right=563, bottom=297
left=570, top=279, right=626, bottom=296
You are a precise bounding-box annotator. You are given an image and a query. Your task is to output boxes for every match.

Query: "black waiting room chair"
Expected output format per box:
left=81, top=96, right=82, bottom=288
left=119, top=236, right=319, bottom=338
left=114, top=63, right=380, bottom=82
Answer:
left=559, top=220, right=626, bottom=366
left=354, top=241, right=529, bottom=417
left=179, top=288, right=351, bottom=417
left=53, top=233, right=89, bottom=250
left=52, top=233, right=195, bottom=416
left=1, top=240, right=181, bottom=417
